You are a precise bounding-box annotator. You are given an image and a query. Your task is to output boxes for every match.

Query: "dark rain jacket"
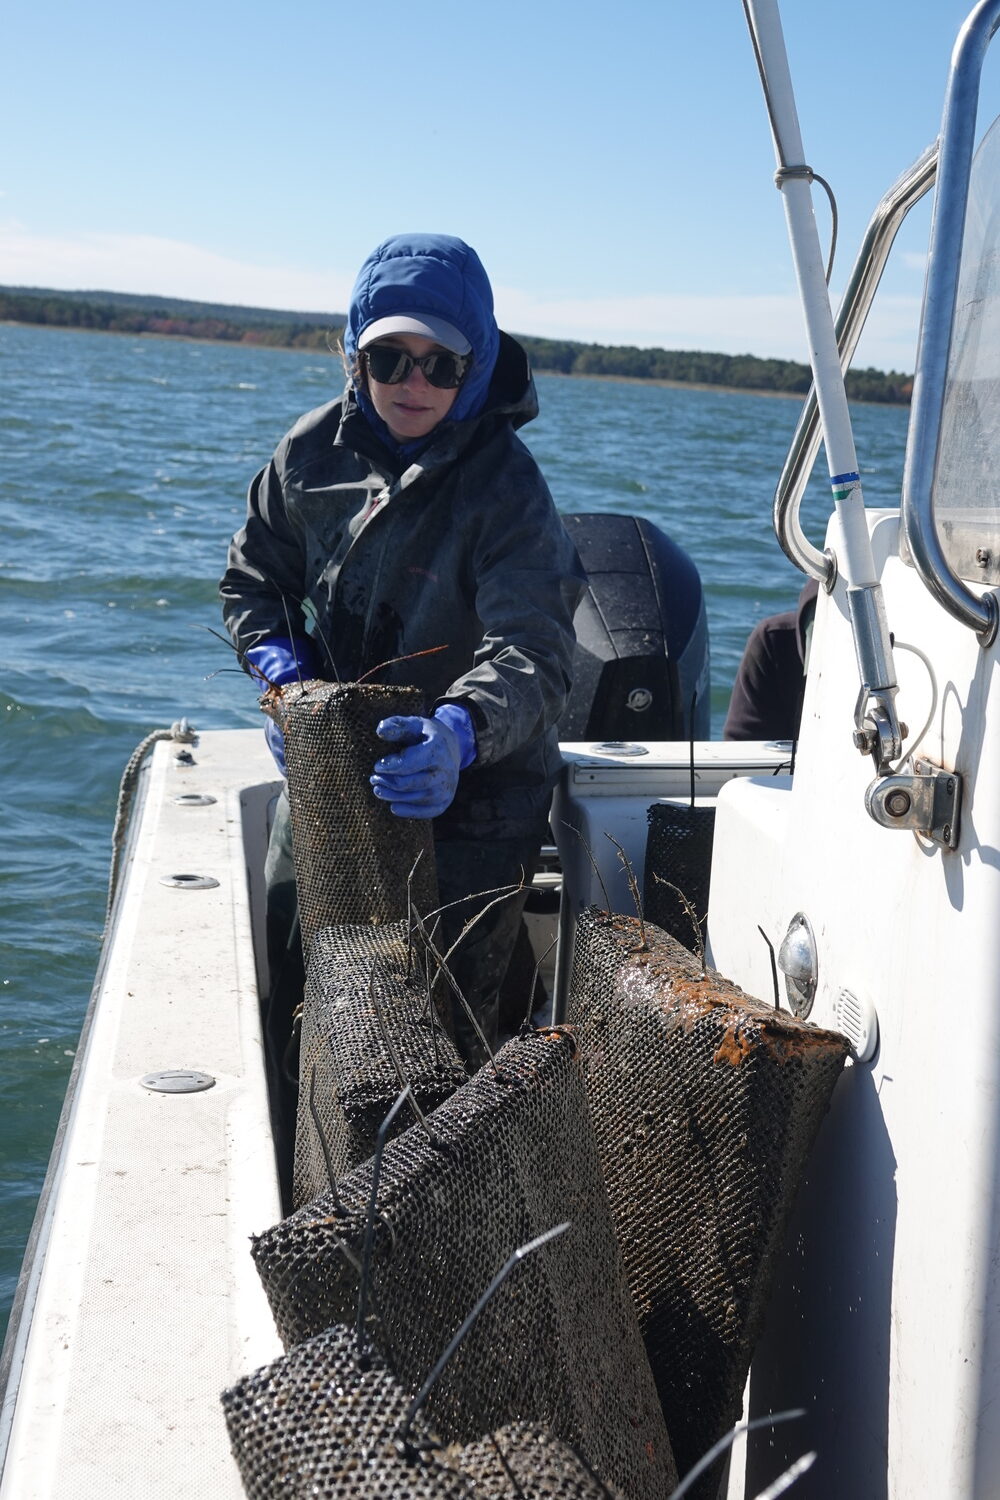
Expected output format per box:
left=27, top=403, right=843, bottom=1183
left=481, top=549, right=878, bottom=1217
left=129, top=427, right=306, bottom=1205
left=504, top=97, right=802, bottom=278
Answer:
left=221, top=333, right=586, bottom=839
left=722, top=577, right=819, bottom=741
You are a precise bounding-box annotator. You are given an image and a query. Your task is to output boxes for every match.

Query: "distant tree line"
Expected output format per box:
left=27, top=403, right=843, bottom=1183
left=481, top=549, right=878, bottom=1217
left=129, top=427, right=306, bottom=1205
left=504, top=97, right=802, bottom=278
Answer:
left=516, top=335, right=912, bottom=405
left=0, top=286, right=911, bottom=403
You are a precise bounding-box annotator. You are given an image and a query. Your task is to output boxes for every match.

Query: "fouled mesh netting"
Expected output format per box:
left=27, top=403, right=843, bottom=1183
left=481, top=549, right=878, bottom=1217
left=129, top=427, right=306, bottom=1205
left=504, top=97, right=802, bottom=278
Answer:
left=452, top=1425, right=625, bottom=1498
left=565, top=909, right=850, bottom=1500
left=294, top=922, right=467, bottom=1208
left=221, top=1323, right=473, bottom=1499
left=252, top=1030, right=677, bottom=1500
left=222, top=1326, right=625, bottom=1499
left=642, top=802, right=716, bottom=953
left=262, top=680, right=439, bottom=957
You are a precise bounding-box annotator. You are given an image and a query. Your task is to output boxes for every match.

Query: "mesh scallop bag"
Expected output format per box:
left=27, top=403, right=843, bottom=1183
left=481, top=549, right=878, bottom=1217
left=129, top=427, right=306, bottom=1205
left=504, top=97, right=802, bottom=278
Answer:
left=565, top=908, right=850, bottom=1498
left=452, top=1425, right=626, bottom=1499
left=221, top=1323, right=473, bottom=1500
left=261, top=679, right=439, bottom=958
left=251, top=1029, right=676, bottom=1500
left=642, top=802, right=716, bottom=952
left=294, top=921, right=467, bottom=1207
left=222, top=1326, right=626, bottom=1499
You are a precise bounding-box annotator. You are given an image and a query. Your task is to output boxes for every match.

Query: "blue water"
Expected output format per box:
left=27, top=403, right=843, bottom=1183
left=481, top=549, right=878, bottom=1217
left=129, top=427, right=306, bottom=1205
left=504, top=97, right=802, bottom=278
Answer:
left=0, top=322, right=910, bottom=1340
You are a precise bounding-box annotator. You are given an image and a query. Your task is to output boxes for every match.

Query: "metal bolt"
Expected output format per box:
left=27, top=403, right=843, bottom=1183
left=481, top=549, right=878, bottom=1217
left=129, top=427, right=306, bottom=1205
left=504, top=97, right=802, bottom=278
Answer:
left=943, top=824, right=952, bottom=844
left=885, top=789, right=912, bottom=818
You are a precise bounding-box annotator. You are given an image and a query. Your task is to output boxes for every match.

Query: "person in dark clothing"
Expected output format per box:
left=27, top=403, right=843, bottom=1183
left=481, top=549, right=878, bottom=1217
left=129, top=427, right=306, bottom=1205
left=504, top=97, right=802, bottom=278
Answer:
left=723, top=577, right=819, bottom=742
left=221, top=233, right=585, bottom=1073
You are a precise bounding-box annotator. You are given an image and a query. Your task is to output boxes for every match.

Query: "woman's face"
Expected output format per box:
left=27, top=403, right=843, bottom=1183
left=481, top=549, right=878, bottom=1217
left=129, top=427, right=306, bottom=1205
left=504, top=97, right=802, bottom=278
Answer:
left=364, top=333, right=460, bottom=443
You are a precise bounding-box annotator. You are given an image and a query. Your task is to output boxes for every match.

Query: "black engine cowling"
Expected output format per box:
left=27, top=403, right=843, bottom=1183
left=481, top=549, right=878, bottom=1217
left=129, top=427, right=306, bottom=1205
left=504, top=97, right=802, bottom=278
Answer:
left=559, top=512, right=710, bottom=743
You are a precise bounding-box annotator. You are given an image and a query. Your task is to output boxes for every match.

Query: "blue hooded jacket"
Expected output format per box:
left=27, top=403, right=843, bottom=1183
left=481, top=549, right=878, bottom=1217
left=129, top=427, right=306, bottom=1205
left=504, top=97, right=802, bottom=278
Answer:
left=344, top=234, right=501, bottom=449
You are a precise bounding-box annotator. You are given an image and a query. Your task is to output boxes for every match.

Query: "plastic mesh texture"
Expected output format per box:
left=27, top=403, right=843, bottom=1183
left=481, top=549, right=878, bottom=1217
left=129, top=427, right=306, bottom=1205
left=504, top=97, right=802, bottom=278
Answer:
left=221, top=1323, right=472, bottom=1499
left=263, top=680, right=439, bottom=958
left=294, top=922, right=467, bottom=1208
left=565, top=909, right=850, bottom=1499
left=642, top=803, right=716, bottom=952
left=222, top=1326, right=625, bottom=1499
left=452, top=1425, right=625, bottom=1498
left=251, top=1030, right=677, bottom=1500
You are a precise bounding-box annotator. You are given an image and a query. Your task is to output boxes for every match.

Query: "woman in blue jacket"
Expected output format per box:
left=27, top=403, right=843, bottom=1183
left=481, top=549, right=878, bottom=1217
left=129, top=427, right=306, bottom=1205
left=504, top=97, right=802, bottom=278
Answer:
left=222, top=233, right=584, bottom=1072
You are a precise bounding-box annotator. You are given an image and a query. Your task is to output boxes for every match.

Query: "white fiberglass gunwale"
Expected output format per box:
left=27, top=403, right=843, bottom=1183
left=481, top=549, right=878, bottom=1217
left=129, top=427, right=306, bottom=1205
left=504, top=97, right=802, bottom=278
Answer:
left=0, top=730, right=283, bottom=1500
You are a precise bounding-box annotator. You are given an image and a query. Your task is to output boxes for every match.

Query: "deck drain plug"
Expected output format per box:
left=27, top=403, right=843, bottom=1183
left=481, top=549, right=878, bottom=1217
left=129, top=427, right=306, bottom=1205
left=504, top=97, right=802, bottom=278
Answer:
left=172, top=793, right=217, bottom=807
left=159, top=873, right=220, bottom=890
left=140, top=1070, right=216, bottom=1094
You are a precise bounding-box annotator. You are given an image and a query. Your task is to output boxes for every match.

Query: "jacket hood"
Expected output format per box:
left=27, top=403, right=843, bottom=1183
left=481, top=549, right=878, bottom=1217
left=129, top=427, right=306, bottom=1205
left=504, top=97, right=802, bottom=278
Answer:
left=344, top=234, right=501, bottom=445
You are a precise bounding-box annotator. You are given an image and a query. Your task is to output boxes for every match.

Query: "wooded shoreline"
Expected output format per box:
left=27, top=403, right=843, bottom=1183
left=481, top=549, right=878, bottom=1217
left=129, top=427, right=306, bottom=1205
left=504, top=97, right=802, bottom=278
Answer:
left=0, top=285, right=912, bottom=405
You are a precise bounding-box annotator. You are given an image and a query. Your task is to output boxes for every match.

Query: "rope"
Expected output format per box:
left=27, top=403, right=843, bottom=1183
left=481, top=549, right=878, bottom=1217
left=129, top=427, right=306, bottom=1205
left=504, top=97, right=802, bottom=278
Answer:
left=103, top=718, right=197, bottom=935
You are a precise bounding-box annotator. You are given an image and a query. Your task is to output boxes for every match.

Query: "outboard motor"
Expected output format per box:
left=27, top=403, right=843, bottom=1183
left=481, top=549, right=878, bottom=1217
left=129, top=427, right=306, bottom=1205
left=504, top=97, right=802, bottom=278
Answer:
left=560, top=512, right=710, bottom=742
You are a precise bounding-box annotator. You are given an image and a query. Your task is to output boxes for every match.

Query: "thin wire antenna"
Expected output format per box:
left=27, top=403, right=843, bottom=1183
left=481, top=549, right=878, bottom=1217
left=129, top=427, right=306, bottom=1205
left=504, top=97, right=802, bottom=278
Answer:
left=604, top=832, right=648, bottom=950
left=479, top=1432, right=531, bottom=1500
left=299, top=596, right=341, bottom=684
left=405, top=852, right=425, bottom=983
left=357, top=644, right=450, bottom=685
left=306, top=1061, right=347, bottom=1214
left=413, top=908, right=502, bottom=1077
left=198, top=623, right=281, bottom=691
left=558, top=821, right=612, bottom=912
left=667, top=1408, right=806, bottom=1500
left=758, top=925, right=781, bottom=1008
left=280, top=595, right=308, bottom=690
left=420, top=879, right=522, bottom=933
left=355, top=1085, right=412, bottom=1362
left=423, top=880, right=527, bottom=1053
left=651, top=874, right=706, bottom=975
left=520, top=935, right=558, bottom=1033
left=751, top=1451, right=817, bottom=1500
left=396, top=1222, right=571, bottom=1453
left=367, top=969, right=442, bottom=1146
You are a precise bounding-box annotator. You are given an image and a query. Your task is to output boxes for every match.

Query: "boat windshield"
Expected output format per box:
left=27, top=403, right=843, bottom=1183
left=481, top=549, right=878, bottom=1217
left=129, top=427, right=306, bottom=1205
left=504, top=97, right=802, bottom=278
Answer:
left=931, top=109, right=1000, bottom=586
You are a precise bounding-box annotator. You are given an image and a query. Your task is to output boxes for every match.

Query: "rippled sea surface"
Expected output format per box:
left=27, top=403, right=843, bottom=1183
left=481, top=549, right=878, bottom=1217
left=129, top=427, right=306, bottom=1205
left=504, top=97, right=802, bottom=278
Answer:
left=0, top=322, right=910, bottom=1337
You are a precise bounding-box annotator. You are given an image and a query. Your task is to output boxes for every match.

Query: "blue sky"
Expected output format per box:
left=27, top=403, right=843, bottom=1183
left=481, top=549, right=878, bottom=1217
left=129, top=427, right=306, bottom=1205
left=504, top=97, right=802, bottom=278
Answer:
left=3, top=0, right=998, bottom=373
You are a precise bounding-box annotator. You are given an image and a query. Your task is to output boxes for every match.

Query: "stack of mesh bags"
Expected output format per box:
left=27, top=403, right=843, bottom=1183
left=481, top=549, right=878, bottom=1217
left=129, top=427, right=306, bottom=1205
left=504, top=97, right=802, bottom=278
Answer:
left=261, top=680, right=467, bottom=1205
left=222, top=1324, right=627, bottom=1498
left=294, top=921, right=467, bottom=1207
left=565, top=908, right=850, bottom=1498
left=248, top=1029, right=676, bottom=1500
left=262, top=679, right=439, bottom=957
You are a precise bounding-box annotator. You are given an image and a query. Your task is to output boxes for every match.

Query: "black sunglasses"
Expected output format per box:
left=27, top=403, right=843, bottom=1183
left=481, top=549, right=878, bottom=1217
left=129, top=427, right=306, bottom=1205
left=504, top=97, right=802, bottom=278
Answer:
left=364, top=343, right=470, bottom=390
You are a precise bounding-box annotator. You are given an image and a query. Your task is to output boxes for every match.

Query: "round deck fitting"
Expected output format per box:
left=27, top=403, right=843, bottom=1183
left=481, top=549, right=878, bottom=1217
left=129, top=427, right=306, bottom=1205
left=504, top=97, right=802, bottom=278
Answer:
left=140, top=1070, right=216, bottom=1094
left=588, top=741, right=649, bottom=756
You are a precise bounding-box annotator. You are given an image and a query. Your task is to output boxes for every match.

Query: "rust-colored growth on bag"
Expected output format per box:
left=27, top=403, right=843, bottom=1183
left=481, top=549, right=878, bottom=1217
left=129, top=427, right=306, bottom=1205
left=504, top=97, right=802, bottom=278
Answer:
left=566, top=909, right=850, bottom=1500
left=262, top=680, right=439, bottom=958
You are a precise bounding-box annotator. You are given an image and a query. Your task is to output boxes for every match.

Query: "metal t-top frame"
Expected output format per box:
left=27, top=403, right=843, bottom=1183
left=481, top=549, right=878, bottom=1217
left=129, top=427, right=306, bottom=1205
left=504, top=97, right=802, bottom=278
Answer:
left=902, top=0, right=1000, bottom=645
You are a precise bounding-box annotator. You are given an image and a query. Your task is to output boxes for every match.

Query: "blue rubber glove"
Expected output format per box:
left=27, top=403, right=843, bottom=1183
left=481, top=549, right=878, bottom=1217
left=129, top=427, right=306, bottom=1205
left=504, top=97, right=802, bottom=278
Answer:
left=244, top=635, right=317, bottom=776
left=371, top=704, right=477, bottom=819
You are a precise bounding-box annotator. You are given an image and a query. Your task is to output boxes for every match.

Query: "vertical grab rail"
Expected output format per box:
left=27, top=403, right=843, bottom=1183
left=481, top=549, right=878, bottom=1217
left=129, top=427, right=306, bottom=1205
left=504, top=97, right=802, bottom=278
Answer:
left=901, top=0, right=1000, bottom=645
left=775, top=145, right=938, bottom=585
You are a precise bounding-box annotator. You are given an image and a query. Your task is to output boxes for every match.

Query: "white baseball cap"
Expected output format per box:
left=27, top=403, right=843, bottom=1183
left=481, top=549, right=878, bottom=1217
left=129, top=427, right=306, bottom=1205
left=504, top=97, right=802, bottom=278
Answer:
left=357, top=313, right=471, bottom=355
